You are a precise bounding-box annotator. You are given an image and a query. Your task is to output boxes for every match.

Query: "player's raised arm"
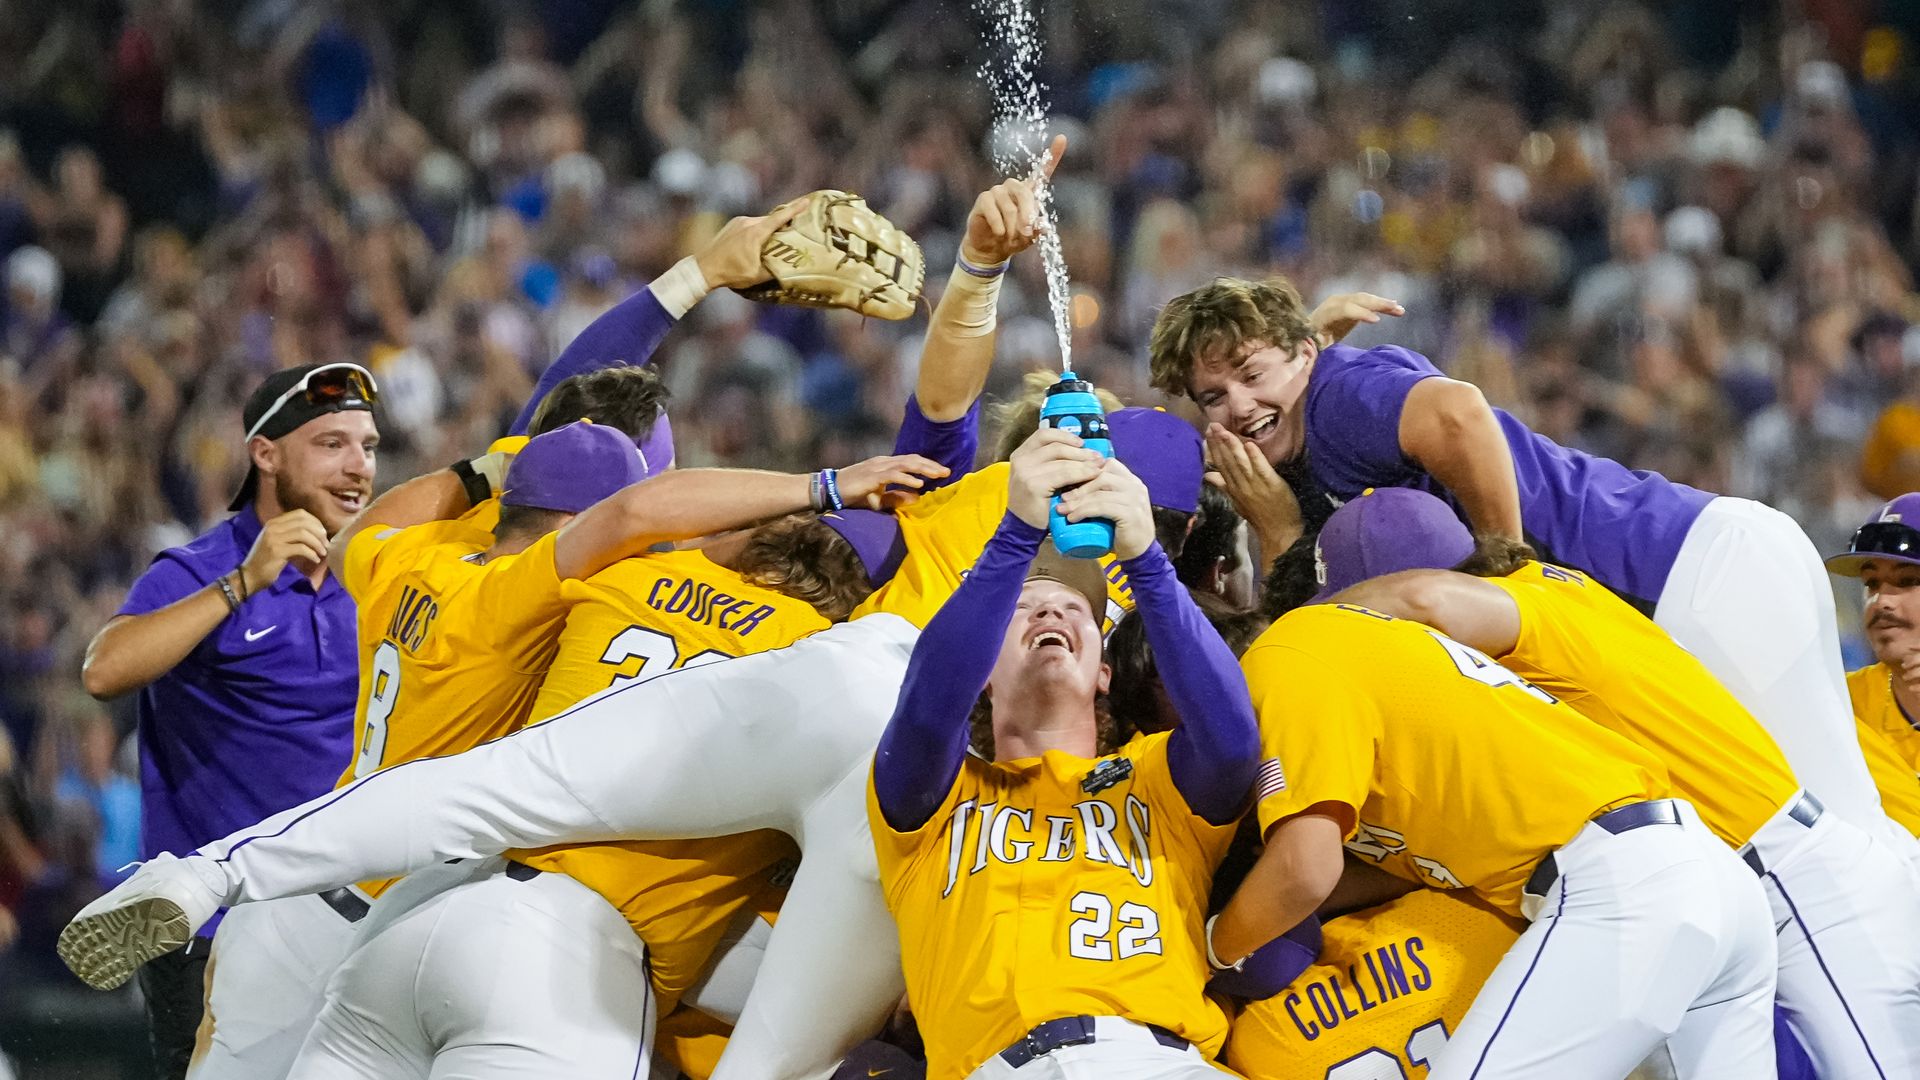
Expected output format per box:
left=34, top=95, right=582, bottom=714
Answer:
left=872, top=427, right=1103, bottom=831
left=891, top=135, right=1067, bottom=479
left=1056, top=459, right=1258, bottom=825
left=508, top=200, right=807, bottom=435
left=550, top=452, right=947, bottom=582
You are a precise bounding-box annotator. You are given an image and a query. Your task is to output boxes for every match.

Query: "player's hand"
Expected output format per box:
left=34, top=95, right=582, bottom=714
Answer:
left=693, top=197, right=811, bottom=291
left=1895, top=648, right=1920, bottom=697
left=1309, top=292, right=1404, bottom=348
left=834, top=454, right=950, bottom=512
left=1007, top=426, right=1106, bottom=530
left=1205, top=423, right=1303, bottom=558
left=1057, top=459, right=1156, bottom=560
left=239, top=509, right=329, bottom=594
left=960, top=134, right=1067, bottom=267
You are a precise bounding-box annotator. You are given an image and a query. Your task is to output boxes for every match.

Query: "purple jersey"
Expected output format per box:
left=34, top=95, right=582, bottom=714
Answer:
left=1304, top=344, right=1714, bottom=605
left=119, top=506, right=358, bottom=866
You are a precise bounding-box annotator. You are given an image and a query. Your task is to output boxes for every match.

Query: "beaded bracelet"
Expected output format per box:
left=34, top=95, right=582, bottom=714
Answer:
left=216, top=573, right=242, bottom=614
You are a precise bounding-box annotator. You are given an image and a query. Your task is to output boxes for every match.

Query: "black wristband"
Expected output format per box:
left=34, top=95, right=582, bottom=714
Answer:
left=450, top=459, right=492, bottom=508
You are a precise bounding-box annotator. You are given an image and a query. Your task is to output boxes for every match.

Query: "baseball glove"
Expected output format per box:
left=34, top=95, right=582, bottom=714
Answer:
left=738, top=190, right=925, bottom=320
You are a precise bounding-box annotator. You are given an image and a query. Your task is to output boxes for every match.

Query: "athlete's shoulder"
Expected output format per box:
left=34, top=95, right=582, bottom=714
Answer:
left=1846, top=663, right=1886, bottom=717
left=901, top=460, right=1009, bottom=523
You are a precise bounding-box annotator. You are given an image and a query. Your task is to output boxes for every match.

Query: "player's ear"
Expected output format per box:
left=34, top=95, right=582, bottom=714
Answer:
left=1095, top=661, right=1111, bottom=696
left=248, top=434, right=277, bottom=475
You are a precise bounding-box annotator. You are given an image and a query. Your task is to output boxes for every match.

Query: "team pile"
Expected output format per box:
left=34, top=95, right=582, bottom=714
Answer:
left=53, top=148, right=1920, bottom=1080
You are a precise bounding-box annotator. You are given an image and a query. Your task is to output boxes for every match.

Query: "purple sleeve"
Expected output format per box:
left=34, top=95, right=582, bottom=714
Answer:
left=891, top=395, right=980, bottom=491
left=1210, top=915, right=1322, bottom=1000
left=1122, top=544, right=1259, bottom=825
left=1305, top=344, right=1444, bottom=499
left=118, top=554, right=210, bottom=618
left=873, top=512, right=1044, bottom=831
left=510, top=287, right=677, bottom=435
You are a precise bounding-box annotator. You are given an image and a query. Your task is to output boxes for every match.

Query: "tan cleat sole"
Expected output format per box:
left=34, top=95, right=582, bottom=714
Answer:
left=56, top=896, right=191, bottom=990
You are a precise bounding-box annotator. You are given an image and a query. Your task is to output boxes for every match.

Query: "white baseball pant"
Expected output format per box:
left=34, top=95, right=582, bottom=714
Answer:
left=1745, top=795, right=1920, bottom=1079
left=1429, top=802, right=1778, bottom=1080
left=964, top=1018, right=1229, bottom=1079
left=198, top=614, right=922, bottom=1080
left=189, top=893, right=363, bottom=1080
left=1656, top=496, right=1907, bottom=851
left=285, top=858, right=654, bottom=1080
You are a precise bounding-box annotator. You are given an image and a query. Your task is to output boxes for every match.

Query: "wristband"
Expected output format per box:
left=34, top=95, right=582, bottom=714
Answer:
left=234, top=568, right=251, bottom=603
left=809, top=472, right=825, bottom=512
left=450, top=459, right=493, bottom=508
left=956, top=254, right=1009, bottom=279
left=1205, top=914, right=1246, bottom=972
left=216, top=574, right=242, bottom=615
left=819, top=469, right=844, bottom=511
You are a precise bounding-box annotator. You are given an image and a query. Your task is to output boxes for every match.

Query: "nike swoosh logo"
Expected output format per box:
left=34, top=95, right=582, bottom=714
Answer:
left=244, top=626, right=279, bottom=642
left=868, top=1071, right=890, bottom=1078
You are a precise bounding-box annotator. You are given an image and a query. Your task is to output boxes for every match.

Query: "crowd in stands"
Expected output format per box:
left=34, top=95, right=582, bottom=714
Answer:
left=3, top=0, right=1919, bottom=1036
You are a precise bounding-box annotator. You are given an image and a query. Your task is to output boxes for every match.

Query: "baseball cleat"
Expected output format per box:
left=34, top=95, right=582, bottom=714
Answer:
left=57, top=853, right=230, bottom=990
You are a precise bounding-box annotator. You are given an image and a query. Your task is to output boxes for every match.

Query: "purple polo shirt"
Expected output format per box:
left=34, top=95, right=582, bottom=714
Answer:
left=1304, top=344, right=1715, bottom=605
left=119, top=506, right=358, bottom=872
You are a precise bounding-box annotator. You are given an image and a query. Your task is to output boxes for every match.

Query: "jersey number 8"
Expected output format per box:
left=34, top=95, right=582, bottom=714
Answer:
left=355, top=640, right=402, bottom=778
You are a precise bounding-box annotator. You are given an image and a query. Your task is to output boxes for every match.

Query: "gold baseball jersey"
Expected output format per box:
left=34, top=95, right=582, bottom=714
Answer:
left=1245, top=604, right=1670, bottom=918
left=1845, top=665, right=1920, bottom=835
left=1227, top=890, right=1523, bottom=1080
left=1484, top=562, right=1799, bottom=847
left=869, top=731, right=1235, bottom=1080
left=338, top=520, right=571, bottom=896
left=852, top=462, right=1135, bottom=632
left=339, top=520, right=567, bottom=785
left=513, top=549, right=819, bottom=1013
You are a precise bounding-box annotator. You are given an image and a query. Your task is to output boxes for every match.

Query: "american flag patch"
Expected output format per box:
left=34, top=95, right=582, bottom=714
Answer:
left=1256, top=758, right=1287, bottom=799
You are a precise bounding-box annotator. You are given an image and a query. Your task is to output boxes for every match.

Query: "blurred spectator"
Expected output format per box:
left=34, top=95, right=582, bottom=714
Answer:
left=27, top=146, right=127, bottom=324
left=50, top=705, right=138, bottom=894
left=1860, top=333, right=1920, bottom=499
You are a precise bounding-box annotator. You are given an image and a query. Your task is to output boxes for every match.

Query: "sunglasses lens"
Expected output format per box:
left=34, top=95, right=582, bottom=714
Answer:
left=1850, top=521, right=1920, bottom=559
left=304, top=368, right=376, bottom=406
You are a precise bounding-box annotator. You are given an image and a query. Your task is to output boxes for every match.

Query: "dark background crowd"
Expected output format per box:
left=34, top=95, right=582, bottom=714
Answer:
left=1, top=0, right=1917, bottom=1072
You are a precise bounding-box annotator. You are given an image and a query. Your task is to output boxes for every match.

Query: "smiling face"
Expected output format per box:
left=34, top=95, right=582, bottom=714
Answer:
left=1862, top=558, right=1920, bottom=665
left=1186, top=339, right=1319, bottom=467
left=989, top=577, right=1110, bottom=715
left=256, top=411, right=379, bottom=534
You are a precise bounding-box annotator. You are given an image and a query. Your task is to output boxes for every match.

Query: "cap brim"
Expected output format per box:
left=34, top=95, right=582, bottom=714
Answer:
left=227, top=465, right=259, bottom=513
left=1825, top=551, right=1920, bottom=578
left=1029, top=541, right=1111, bottom=620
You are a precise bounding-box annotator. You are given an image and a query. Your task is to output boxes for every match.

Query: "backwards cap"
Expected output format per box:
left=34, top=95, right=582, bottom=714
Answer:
left=1311, top=487, right=1474, bottom=601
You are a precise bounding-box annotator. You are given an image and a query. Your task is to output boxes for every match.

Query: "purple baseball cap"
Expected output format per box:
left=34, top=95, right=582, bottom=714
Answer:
left=1311, top=487, right=1475, bottom=601
left=822, top=508, right=909, bottom=589
left=500, top=421, right=648, bottom=513
left=1109, top=407, right=1202, bottom=514
left=1826, top=493, right=1920, bottom=577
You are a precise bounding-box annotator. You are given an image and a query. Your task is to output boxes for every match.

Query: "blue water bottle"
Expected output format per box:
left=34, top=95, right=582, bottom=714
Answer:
left=1040, top=372, right=1114, bottom=558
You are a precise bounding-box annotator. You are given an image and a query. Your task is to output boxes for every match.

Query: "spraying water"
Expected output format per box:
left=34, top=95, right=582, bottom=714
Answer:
left=976, top=0, right=1073, bottom=372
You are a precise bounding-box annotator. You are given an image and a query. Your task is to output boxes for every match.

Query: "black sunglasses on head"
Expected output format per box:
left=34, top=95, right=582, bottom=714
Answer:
left=1845, top=520, right=1920, bottom=561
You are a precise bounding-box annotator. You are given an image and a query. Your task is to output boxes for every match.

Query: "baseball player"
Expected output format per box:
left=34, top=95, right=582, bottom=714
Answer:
left=1148, top=279, right=1903, bottom=852
left=1824, top=494, right=1920, bottom=839
left=1321, top=487, right=1920, bottom=1078
left=869, top=427, right=1258, bottom=1079
left=1206, top=579, right=1777, bottom=1077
